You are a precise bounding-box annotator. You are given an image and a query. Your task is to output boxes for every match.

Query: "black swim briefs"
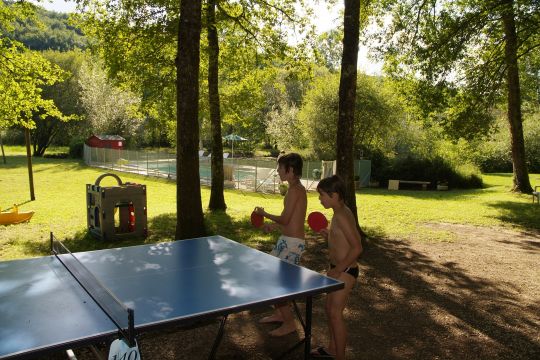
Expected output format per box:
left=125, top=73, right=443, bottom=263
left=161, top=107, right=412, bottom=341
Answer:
left=330, top=263, right=359, bottom=279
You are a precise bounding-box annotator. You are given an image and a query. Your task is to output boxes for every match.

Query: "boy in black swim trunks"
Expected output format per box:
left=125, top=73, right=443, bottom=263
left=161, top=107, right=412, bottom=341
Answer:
left=312, top=175, right=363, bottom=360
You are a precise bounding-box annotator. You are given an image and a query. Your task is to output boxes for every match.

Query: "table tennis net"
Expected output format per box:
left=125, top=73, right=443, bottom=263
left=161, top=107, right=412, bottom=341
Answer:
left=50, top=233, right=135, bottom=346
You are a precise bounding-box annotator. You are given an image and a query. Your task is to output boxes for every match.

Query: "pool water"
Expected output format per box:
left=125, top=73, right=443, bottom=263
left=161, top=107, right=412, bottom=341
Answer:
left=141, top=162, right=274, bottom=182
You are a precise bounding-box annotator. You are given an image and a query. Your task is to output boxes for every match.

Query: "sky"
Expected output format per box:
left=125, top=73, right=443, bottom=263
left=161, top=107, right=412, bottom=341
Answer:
left=37, top=0, right=382, bottom=74
left=38, top=0, right=77, bottom=13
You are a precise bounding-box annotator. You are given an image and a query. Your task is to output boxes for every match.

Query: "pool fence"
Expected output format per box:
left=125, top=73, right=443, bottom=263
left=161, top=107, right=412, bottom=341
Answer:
left=83, top=144, right=371, bottom=194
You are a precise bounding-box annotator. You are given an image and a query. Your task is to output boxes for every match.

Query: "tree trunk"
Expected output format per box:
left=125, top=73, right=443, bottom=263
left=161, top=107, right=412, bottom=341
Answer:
left=0, top=130, right=6, bottom=164
left=32, top=118, right=59, bottom=157
left=337, top=0, right=366, bottom=246
left=502, top=0, right=532, bottom=193
left=175, top=0, right=206, bottom=239
left=207, top=0, right=226, bottom=211
left=24, top=128, right=36, bottom=201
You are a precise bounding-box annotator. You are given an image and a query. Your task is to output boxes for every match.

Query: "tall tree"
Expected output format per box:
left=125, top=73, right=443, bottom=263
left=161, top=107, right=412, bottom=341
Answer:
left=31, top=50, right=83, bottom=156
left=205, top=0, right=309, bottom=209
left=502, top=1, right=529, bottom=192
left=78, top=57, right=142, bottom=138
left=336, top=0, right=362, bottom=236
left=378, top=0, right=540, bottom=193
left=207, top=0, right=226, bottom=210
left=299, top=70, right=403, bottom=159
left=176, top=0, right=206, bottom=238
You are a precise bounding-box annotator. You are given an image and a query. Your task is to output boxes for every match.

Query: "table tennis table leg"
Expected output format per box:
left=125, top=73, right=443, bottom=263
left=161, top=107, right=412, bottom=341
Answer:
left=208, top=315, right=228, bottom=360
left=292, top=297, right=313, bottom=359
left=292, top=300, right=306, bottom=330
left=304, top=296, right=312, bottom=360
left=278, top=297, right=313, bottom=359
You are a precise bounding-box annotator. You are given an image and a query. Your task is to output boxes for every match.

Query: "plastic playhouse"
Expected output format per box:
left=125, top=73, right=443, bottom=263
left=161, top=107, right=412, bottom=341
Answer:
left=86, top=173, right=147, bottom=240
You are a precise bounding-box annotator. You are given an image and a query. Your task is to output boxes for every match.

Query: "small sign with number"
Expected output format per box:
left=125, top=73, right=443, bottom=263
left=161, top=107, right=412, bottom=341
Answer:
left=108, top=338, right=140, bottom=360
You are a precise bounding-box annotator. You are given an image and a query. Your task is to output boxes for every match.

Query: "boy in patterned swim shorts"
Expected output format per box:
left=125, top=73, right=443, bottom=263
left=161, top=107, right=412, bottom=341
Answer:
left=254, top=153, right=307, bottom=336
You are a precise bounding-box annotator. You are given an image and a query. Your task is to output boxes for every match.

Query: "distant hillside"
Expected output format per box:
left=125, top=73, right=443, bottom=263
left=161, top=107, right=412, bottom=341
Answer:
left=9, top=4, right=87, bottom=51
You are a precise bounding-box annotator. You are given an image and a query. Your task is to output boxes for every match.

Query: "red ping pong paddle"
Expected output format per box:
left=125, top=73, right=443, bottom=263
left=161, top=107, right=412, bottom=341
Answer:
left=251, top=211, right=264, bottom=228
left=308, top=211, right=328, bottom=232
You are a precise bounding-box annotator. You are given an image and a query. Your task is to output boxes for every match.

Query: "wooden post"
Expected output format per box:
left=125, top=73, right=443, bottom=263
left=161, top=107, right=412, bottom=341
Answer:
left=24, top=128, right=35, bottom=201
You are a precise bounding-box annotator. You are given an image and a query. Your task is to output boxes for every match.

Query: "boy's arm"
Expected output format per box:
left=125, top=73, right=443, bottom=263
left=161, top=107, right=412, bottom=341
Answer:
left=330, top=213, right=363, bottom=274
left=259, top=187, right=301, bottom=226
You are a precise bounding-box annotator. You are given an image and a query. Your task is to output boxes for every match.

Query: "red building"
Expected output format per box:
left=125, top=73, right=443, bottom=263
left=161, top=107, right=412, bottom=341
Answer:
left=86, top=135, right=125, bottom=149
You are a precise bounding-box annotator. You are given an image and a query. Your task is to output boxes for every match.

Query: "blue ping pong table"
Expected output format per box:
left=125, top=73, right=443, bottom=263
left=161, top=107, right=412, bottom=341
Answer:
left=0, top=234, right=343, bottom=359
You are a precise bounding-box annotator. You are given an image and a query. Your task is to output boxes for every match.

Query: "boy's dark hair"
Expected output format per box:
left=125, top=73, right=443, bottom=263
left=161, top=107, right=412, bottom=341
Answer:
left=317, top=175, right=346, bottom=200
left=277, top=153, right=303, bottom=177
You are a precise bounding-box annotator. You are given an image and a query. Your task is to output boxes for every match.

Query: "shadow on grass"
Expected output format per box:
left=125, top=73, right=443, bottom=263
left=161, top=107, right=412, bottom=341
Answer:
left=333, top=237, right=540, bottom=360
left=487, top=200, right=540, bottom=231
left=144, top=210, right=276, bottom=251
left=0, top=154, right=85, bottom=168
left=147, top=212, right=176, bottom=242
left=205, top=210, right=276, bottom=249
left=356, top=187, right=491, bottom=201
left=0, top=154, right=30, bottom=169
left=17, top=228, right=148, bottom=257
left=2, top=199, right=34, bottom=211
left=17, top=209, right=278, bottom=258
left=32, top=161, right=88, bottom=173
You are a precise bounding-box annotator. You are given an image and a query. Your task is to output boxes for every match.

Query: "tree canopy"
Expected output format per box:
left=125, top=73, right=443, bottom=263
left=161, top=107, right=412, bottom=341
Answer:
left=0, top=1, right=67, bottom=130
left=299, top=70, right=403, bottom=159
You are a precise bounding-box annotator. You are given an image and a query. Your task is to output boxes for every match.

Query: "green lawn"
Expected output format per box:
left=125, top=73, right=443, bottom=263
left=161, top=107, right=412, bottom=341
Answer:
left=2, top=146, right=540, bottom=260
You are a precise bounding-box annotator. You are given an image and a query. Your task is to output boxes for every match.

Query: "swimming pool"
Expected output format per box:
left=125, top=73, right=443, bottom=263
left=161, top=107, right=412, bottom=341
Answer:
left=132, top=160, right=275, bottom=182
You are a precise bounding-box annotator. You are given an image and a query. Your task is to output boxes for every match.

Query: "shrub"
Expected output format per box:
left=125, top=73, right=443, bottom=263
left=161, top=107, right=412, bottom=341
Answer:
left=474, top=145, right=512, bottom=173
left=268, top=148, right=281, bottom=157
left=69, top=138, right=85, bottom=158
left=43, top=153, right=69, bottom=159
left=379, top=155, right=483, bottom=189
left=361, top=147, right=390, bottom=182
left=469, top=114, right=540, bottom=173
left=3, top=128, right=25, bottom=145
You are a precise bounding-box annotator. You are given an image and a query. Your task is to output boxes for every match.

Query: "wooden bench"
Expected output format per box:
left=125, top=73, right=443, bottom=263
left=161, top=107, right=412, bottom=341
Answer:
left=388, top=179, right=430, bottom=190
left=532, top=186, right=540, bottom=203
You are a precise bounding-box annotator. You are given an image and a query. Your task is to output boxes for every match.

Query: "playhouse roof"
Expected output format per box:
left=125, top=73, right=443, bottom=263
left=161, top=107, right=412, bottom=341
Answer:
left=89, top=135, right=125, bottom=141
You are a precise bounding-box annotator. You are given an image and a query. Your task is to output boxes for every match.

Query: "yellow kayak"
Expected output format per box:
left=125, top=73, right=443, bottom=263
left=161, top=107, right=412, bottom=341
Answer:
left=0, top=205, right=34, bottom=225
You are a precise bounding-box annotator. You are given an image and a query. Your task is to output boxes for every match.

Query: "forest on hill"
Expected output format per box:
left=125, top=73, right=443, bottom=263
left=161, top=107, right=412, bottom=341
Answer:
left=9, top=3, right=86, bottom=51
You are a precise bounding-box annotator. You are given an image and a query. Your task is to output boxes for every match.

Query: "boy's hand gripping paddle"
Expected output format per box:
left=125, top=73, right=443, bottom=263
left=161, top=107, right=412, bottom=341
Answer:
left=307, top=211, right=328, bottom=232
left=250, top=211, right=264, bottom=228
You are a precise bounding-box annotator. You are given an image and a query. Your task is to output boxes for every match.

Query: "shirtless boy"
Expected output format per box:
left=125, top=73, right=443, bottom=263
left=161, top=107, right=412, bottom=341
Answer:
left=312, top=175, right=363, bottom=360
left=253, top=152, right=307, bottom=336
